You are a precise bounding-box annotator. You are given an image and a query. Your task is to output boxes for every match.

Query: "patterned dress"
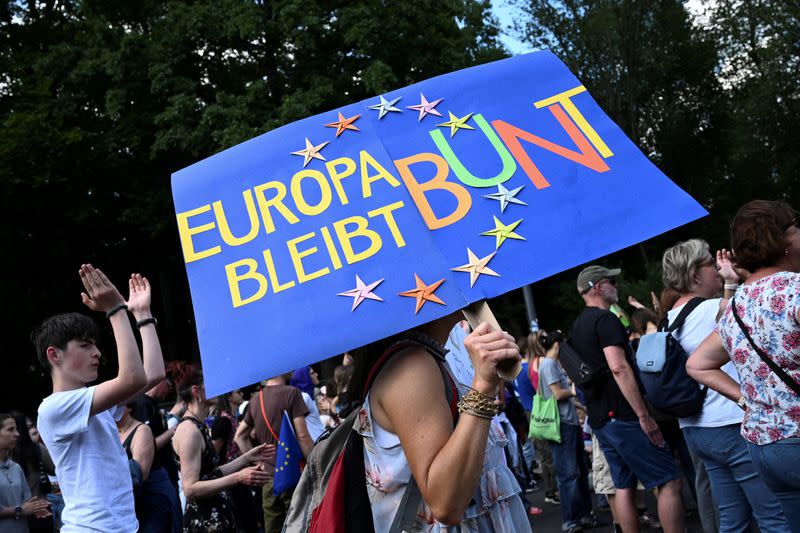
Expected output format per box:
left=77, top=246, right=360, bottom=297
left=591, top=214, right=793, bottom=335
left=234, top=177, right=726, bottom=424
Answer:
left=717, top=272, right=800, bottom=445
left=355, top=386, right=531, bottom=532
left=175, top=416, right=237, bottom=533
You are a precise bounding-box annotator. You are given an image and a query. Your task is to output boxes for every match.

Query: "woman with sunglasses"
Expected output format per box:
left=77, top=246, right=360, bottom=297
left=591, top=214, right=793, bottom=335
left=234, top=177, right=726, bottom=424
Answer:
left=663, top=238, right=789, bottom=533
left=688, top=200, right=800, bottom=532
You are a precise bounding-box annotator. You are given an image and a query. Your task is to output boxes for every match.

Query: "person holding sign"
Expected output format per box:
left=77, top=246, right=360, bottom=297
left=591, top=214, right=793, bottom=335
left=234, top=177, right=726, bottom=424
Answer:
left=234, top=372, right=313, bottom=533
left=350, top=314, right=531, bottom=531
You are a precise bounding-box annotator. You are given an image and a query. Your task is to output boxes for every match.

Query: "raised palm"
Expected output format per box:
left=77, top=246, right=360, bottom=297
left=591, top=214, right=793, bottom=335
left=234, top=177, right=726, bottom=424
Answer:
left=79, top=264, right=125, bottom=312
left=716, top=249, right=740, bottom=283
left=126, top=273, right=152, bottom=318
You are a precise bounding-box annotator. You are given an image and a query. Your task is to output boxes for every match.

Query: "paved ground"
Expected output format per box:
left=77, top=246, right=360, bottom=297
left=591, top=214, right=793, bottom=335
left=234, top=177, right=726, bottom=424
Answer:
left=523, top=486, right=705, bottom=532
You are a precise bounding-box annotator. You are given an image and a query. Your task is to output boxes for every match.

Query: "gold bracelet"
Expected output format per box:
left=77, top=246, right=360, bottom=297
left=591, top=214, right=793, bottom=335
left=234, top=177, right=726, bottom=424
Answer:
left=458, top=406, right=495, bottom=419
left=457, top=389, right=501, bottom=419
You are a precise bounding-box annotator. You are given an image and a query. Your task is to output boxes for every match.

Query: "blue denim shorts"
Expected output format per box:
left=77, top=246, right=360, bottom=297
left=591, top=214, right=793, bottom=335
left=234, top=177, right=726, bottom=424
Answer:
left=594, top=418, right=679, bottom=490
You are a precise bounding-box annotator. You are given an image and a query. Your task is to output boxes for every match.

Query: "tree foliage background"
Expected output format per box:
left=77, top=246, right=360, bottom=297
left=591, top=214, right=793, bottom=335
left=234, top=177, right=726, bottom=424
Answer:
left=2, top=0, right=797, bottom=411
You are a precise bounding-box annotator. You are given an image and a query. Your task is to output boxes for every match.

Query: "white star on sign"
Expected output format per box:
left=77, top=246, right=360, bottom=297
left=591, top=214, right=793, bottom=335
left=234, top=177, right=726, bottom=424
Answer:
left=367, top=95, right=402, bottom=119
left=337, top=275, right=385, bottom=311
left=483, top=183, right=527, bottom=213
left=291, top=138, right=329, bottom=167
left=451, top=248, right=500, bottom=287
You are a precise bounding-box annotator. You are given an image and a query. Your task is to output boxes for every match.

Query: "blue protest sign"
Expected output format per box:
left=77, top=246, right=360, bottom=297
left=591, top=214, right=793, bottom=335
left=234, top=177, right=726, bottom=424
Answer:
left=172, top=50, right=706, bottom=396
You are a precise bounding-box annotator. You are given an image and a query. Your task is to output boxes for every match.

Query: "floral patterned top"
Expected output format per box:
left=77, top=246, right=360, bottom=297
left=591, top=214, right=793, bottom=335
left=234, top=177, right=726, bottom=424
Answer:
left=717, top=272, right=800, bottom=445
left=174, top=417, right=237, bottom=533
left=355, top=386, right=531, bottom=533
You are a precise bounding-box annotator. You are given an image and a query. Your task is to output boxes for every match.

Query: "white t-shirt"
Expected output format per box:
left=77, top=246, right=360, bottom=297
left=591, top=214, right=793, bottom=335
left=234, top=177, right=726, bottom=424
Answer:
left=38, top=386, right=137, bottom=533
left=668, top=298, right=744, bottom=429
left=300, top=392, right=325, bottom=442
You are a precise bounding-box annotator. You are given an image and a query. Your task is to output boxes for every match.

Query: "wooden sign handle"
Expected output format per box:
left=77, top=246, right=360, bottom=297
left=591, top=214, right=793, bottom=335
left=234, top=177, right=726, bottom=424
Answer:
left=462, top=300, right=522, bottom=381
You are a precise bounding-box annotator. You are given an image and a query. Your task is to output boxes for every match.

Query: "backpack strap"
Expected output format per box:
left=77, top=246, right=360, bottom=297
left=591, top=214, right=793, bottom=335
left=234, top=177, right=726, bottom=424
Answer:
left=389, top=474, right=423, bottom=533
left=259, top=388, right=280, bottom=442
left=362, top=337, right=459, bottom=422
left=731, top=298, right=800, bottom=396
left=665, top=297, right=706, bottom=333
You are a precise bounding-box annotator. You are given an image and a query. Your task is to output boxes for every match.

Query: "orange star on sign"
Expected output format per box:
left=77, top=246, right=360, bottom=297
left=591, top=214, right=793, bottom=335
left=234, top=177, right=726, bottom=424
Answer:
left=399, top=274, right=446, bottom=314
left=324, top=112, right=360, bottom=137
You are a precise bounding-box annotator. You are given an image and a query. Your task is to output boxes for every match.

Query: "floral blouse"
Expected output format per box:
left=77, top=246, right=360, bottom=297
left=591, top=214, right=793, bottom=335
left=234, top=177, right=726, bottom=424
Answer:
left=717, top=272, right=800, bottom=445
left=355, top=386, right=531, bottom=533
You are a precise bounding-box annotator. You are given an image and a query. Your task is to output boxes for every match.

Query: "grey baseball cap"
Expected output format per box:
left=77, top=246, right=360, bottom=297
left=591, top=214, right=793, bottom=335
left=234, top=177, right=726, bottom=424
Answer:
left=577, top=265, right=621, bottom=294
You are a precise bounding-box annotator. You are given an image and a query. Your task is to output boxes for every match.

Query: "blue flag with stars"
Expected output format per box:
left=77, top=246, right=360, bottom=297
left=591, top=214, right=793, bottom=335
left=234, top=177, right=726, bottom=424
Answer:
left=274, top=411, right=303, bottom=495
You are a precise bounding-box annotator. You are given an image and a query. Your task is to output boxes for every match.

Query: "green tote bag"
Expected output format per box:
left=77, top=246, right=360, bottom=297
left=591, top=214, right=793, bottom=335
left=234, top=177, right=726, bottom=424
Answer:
left=528, top=362, right=561, bottom=442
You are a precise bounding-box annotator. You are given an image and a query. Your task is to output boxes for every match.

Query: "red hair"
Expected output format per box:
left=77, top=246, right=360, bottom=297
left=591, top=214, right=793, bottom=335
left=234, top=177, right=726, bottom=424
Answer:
left=174, top=363, right=203, bottom=404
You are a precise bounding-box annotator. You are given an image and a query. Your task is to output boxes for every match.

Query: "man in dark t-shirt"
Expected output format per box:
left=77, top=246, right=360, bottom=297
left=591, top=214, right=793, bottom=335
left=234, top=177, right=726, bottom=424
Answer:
left=571, top=306, right=639, bottom=428
left=571, top=265, right=683, bottom=533
left=234, top=373, right=312, bottom=533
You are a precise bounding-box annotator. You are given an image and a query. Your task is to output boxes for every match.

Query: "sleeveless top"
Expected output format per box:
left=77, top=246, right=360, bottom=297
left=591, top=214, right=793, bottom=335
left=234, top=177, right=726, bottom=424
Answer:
left=354, top=339, right=531, bottom=532
left=122, top=423, right=162, bottom=470
left=174, top=416, right=237, bottom=533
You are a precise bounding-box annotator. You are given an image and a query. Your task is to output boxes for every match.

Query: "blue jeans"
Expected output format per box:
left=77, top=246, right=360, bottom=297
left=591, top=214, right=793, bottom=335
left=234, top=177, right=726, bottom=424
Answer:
left=683, top=424, right=790, bottom=533
left=46, top=492, right=64, bottom=531
left=549, top=423, right=592, bottom=531
left=747, top=437, right=800, bottom=533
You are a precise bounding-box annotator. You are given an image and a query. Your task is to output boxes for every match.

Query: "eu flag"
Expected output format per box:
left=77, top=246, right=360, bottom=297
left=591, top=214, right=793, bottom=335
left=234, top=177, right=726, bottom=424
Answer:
left=273, top=411, right=303, bottom=495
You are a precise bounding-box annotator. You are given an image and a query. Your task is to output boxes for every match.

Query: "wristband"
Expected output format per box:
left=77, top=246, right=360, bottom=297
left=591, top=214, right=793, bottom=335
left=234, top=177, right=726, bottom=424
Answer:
left=106, top=303, right=128, bottom=318
left=14, top=506, right=21, bottom=520
left=724, top=282, right=739, bottom=291
left=737, top=396, right=746, bottom=410
left=136, top=317, right=158, bottom=329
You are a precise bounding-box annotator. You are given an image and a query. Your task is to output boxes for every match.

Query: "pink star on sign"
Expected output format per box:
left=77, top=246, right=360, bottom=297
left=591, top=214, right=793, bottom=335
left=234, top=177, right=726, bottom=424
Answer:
left=337, top=275, right=385, bottom=311
left=406, top=93, right=444, bottom=121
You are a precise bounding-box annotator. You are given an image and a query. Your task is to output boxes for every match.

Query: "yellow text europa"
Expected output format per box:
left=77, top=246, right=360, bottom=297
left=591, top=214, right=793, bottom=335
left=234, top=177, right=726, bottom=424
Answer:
left=222, top=201, right=406, bottom=308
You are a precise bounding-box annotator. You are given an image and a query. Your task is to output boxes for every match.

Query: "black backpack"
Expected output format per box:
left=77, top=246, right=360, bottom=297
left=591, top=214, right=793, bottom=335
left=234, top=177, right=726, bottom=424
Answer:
left=558, top=338, right=610, bottom=387
left=635, top=297, right=708, bottom=417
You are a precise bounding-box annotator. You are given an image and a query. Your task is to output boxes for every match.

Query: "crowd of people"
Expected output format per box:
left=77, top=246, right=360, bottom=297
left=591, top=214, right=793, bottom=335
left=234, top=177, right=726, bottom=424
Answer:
left=1, top=199, right=799, bottom=533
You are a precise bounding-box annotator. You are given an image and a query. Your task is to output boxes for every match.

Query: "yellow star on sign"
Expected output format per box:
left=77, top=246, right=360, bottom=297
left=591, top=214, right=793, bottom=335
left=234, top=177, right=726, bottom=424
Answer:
left=291, top=137, right=329, bottom=167
left=480, top=216, right=525, bottom=249
left=324, top=112, right=360, bottom=137
left=437, top=112, right=475, bottom=137
left=451, top=248, right=500, bottom=287
left=399, top=274, right=446, bottom=314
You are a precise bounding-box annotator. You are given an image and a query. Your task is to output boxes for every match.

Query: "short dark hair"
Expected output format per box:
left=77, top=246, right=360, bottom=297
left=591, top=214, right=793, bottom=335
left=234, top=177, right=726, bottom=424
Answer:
left=731, top=200, right=796, bottom=272
left=31, top=313, right=99, bottom=373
